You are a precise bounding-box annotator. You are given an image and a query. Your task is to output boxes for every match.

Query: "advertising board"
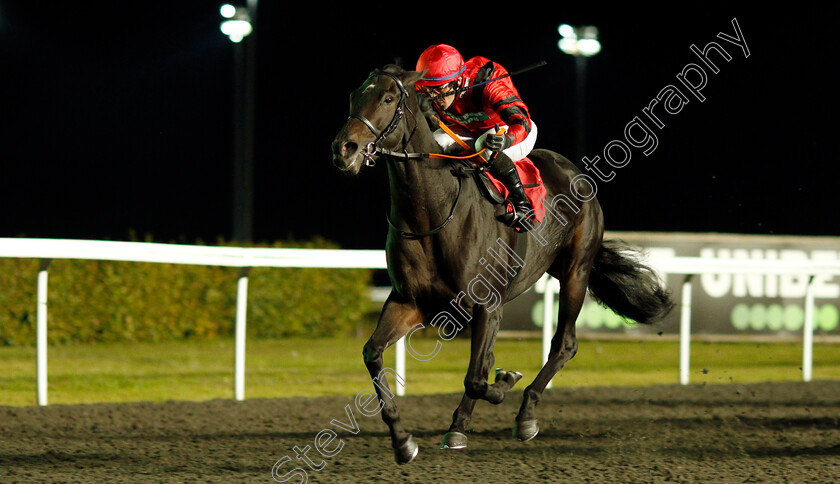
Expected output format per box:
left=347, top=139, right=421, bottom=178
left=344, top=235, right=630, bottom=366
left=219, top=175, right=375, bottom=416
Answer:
left=501, top=232, right=840, bottom=338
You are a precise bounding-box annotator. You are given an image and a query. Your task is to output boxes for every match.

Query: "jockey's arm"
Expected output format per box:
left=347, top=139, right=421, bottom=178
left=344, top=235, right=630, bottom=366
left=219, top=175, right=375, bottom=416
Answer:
left=482, top=65, right=533, bottom=146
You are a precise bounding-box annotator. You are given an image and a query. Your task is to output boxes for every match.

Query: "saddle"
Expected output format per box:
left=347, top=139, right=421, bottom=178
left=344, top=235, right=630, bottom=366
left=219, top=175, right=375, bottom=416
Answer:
left=459, top=157, right=548, bottom=223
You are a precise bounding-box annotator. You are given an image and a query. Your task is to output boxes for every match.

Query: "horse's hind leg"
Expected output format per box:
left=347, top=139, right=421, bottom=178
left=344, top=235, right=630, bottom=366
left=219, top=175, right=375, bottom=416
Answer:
left=442, top=308, right=523, bottom=449
left=514, top=247, right=595, bottom=441
left=363, top=295, right=423, bottom=464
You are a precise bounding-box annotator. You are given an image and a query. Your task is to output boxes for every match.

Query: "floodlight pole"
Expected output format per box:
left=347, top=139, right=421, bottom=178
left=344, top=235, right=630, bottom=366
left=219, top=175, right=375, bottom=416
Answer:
left=228, top=1, right=258, bottom=244
left=574, top=56, right=588, bottom=164
left=222, top=1, right=257, bottom=401
left=557, top=24, right=601, bottom=165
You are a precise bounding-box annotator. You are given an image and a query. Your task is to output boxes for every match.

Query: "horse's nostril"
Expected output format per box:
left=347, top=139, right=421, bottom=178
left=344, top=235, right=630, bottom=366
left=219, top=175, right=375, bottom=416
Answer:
left=343, top=141, right=358, bottom=154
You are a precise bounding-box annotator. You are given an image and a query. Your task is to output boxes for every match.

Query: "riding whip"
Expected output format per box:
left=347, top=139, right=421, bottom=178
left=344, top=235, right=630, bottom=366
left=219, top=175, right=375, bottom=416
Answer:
left=429, top=60, right=548, bottom=101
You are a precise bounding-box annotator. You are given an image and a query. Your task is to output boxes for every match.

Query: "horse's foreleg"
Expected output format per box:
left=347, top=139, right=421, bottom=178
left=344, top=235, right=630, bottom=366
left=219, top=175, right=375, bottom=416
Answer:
left=440, top=394, right=476, bottom=449
left=441, top=367, right=523, bottom=449
left=441, top=309, right=523, bottom=450
left=464, top=310, right=525, bottom=404
left=514, top=260, right=590, bottom=442
left=463, top=309, right=509, bottom=403
left=363, top=297, right=422, bottom=464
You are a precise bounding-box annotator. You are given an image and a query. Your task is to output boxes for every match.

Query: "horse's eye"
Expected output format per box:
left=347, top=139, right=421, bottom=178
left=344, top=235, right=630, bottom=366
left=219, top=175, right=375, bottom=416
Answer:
left=384, top=96, right=394, bottom=105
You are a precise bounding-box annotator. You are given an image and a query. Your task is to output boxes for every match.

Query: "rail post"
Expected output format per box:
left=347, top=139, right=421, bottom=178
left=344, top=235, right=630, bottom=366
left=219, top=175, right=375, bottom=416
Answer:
left=803, top=275, right=816, bottom=382
left=395, top=337, right=406, bottom=396
left=234, top=267, right=251, bottom=401
left=679, top=274, right=693, bottom=385
left=36, top=259, right=51, bottom=406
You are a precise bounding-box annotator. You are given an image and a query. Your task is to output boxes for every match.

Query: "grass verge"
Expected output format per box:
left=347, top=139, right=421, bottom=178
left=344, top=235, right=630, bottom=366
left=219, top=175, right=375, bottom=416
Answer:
left=1, top=337, right=839, bottom=406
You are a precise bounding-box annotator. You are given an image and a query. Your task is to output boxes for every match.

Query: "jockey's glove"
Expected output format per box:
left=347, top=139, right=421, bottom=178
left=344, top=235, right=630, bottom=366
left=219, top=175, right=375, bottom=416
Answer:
left=484, top=126, right=514, bottom=152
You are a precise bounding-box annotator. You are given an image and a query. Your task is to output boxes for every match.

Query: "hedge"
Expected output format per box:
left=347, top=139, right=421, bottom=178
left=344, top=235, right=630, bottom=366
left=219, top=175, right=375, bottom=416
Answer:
left=0, top=238, right=373, bottom=345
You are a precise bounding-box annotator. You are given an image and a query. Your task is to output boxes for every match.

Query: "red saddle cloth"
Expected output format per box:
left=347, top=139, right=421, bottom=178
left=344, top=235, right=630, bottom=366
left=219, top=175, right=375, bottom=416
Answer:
left=484, top=157, right=547, bottom=222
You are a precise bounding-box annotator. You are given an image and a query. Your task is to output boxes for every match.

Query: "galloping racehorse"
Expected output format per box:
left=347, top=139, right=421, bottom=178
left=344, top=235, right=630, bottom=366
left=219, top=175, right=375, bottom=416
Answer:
left=331, top=64, right=674, bottom=464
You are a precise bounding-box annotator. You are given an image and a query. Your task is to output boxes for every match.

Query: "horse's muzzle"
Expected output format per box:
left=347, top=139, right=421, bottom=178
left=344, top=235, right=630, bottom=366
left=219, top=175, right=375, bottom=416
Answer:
left=331, top=137, right=364, bottom=175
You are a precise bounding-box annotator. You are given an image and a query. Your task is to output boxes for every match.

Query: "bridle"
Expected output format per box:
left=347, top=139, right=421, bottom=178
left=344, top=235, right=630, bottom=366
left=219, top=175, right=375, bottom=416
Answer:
left=347, top=70, right=498, bottom=165
left=346, top=70, right=463, bottom=239
left=347, top=71, right=422, bottom=167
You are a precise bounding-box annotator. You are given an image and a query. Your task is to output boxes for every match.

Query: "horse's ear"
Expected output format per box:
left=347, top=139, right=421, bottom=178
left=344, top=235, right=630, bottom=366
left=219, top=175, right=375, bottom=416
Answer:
left=402, top=70, right=427, bottom=87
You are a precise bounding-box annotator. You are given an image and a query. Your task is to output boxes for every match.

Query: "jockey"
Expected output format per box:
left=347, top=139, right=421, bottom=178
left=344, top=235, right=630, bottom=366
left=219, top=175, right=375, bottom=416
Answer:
left=415, top=44, right=538, bottom=229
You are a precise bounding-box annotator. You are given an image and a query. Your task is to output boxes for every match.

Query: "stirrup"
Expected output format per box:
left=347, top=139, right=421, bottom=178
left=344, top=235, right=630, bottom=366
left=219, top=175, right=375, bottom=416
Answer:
left=500, top=201, right=532, bottom=232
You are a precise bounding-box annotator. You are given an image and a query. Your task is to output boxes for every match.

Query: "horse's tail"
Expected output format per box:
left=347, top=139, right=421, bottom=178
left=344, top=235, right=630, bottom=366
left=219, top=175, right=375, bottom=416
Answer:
left=587, top=240, right=675, bottom=325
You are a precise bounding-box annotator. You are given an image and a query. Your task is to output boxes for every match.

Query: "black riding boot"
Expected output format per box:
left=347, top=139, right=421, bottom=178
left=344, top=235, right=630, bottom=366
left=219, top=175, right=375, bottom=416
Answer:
left=488, top=153, right=532, bottom=230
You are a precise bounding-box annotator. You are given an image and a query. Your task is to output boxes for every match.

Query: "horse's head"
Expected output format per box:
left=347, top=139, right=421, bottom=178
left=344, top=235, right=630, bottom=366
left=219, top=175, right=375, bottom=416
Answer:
left=331, top=65, right=426, bottom=175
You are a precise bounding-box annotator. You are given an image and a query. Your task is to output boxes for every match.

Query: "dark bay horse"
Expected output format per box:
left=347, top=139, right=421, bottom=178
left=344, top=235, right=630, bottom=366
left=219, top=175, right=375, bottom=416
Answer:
left=331, top=64, right=674, bottom=464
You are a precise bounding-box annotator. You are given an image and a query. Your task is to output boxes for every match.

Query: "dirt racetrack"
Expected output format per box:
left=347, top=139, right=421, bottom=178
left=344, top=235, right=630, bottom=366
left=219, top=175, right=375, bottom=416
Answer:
left=1, top=381, right=839, bottom=483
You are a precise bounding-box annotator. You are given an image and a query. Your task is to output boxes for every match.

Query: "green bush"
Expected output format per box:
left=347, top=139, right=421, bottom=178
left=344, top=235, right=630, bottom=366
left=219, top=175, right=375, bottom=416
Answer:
left=0, top=238, right=372, bottom=345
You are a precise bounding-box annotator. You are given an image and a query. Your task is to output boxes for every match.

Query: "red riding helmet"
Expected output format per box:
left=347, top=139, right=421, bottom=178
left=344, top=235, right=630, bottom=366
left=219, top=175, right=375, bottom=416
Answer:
left=415, top=44, right=466, bottom=87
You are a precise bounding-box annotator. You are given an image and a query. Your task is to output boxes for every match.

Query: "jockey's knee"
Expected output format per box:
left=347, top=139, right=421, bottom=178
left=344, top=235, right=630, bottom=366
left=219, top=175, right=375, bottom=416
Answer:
left=502, top=121, right=538, bottom=161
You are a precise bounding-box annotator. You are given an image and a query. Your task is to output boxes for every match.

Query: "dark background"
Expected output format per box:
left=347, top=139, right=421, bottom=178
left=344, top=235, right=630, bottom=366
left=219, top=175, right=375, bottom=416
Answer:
left=1, top=4, right=836, bottom=249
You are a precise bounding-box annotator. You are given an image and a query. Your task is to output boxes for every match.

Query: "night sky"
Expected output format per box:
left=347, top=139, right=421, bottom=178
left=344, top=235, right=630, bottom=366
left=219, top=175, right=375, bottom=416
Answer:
left=1, top=4, right=836, bottom=249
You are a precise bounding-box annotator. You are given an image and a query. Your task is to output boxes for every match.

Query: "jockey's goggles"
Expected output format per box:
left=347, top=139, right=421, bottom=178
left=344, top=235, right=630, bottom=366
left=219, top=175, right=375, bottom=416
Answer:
left=422, top=81, right=458, bottom=96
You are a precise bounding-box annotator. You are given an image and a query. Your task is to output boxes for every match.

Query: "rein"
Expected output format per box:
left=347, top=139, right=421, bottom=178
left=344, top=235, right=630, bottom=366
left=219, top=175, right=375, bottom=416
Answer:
left=347, top=71, right=487, bottom=240
left=386, top=174, right=463, bottom=240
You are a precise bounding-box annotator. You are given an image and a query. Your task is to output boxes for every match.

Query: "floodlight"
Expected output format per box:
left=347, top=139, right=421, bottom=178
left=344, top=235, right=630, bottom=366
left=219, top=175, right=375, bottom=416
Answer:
left=557, top=24, right=601, bottom=58
left=220, top=4, right=253, bottom=43
left=558, top=24, right=575, bottom=38
left=577, top=38, right=601, bottom=57
left=220, top=4, right=236, bottom=18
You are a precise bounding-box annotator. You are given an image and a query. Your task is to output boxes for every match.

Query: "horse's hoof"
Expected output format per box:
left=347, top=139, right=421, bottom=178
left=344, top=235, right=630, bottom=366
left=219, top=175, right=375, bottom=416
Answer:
left=394, top=435, right=419, bottom=465
left=495, top=369, right=524, bottom=386
left=513, top=419, right=539, bottom=442
left=440, top=431, right=468, bottom=450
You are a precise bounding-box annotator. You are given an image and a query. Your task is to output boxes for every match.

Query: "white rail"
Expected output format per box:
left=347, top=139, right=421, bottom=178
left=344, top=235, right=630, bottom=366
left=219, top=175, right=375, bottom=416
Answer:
left=653, top=255, right=840, bottom=385
left=0, top=238, right=386, bottom=406
left=538, top=255, right=840, bottom=386
left=2, top=238, right=839, bottom=405
left=0, top=238, right=387, bottom=268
